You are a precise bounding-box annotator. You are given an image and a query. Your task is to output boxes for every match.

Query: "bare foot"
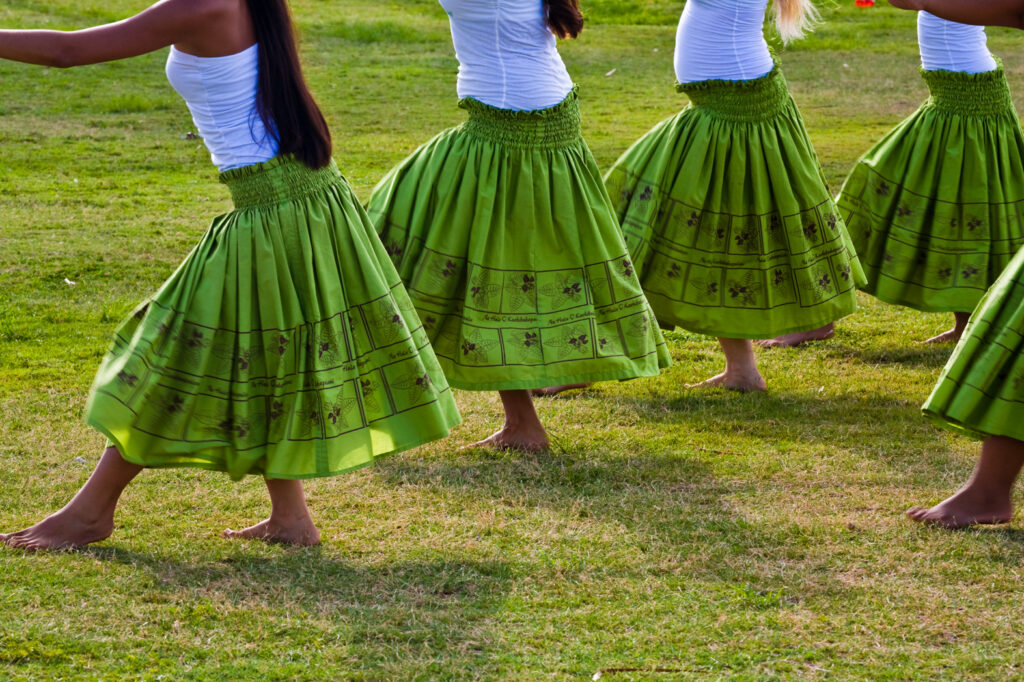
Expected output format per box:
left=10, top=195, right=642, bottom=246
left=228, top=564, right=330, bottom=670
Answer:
left=463, top=424, right=550, bottom=452
left=531, top=383, right=592, bottom=397
left=757, top=323, right=835, bottom=348
left=222, top=517, right=321, bottom=546
left=921, top=312, right=971, bottom=345
left=1, top=510, right=114, bottom=551
left=687, top=369, right=767, bottom=392
left=906, top=489, right=1013, bottom=529
left=920, top=328, right=963, bottom=345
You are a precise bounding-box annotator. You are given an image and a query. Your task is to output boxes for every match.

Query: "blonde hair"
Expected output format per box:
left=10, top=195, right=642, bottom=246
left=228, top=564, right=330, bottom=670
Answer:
left=772, top=0, right=820, bottom=43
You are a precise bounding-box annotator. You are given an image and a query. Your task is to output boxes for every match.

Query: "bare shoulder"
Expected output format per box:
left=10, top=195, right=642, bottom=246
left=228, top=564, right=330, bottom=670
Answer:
left=145, top=0, right=240, bottom=26
left=155, top=0, right=254, bottom=56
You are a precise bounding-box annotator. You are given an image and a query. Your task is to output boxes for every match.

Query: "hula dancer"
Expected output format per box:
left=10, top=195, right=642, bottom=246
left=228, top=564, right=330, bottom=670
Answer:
left=885, top=0, right=1024, bottom=528
left=367, top=0, right=671, bottom=450
left=0, top=0, right=460, bottom=551
left=605, top=0, right=865, bottom=392
left=836, top=11, right=1024, bottom=345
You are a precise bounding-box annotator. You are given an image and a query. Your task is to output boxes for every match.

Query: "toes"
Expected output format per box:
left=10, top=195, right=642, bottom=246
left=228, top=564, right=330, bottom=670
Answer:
left=5, top=536, right=32, bottom=550
left=223, top=528, right=259, bottom=541
left=687, top=378, right=723, bottom=389
left=5, top=535, right=27, bottom=549
left=905, top=507, right=928, bottom=521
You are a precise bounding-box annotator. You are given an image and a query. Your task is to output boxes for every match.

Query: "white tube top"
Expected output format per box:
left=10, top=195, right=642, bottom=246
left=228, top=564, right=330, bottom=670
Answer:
left=165, top=44, right=278, bottom=172
left=674, top=0, right=774, bottom=84
left=439, top=0, right=574, bottom=111
left=918, top=12, right=997, bottom=74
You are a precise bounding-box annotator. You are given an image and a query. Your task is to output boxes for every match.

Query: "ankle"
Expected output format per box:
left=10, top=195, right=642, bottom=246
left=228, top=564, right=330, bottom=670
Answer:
left=269, top=508, right=314, bottom=526
left=58, top=502, right=115, bottom=528
left=958, top=481, right=1012, bottom=507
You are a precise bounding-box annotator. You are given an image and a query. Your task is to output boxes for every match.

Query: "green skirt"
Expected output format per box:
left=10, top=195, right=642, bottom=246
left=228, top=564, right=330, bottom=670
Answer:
left=85, top=156, right=461, bottom=480
left=604, top=66, right=865, bottom=339
left=366, top=90, right=672, bottom=391
left=836, top=65, right=1024, bottom=313
left=923, top=245, right=1024, bottom=441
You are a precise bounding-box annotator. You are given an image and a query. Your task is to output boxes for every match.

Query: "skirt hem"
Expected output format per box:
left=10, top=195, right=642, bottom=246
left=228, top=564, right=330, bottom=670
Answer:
left=648, top=297, right=858, bottom=339
left=862, top=284, right=977, bottom=314
left=921, top=409, right=1017, bottom=443
left=444, top=362, right=665, bottom=392
left=87, top=402, right=460, bottom=481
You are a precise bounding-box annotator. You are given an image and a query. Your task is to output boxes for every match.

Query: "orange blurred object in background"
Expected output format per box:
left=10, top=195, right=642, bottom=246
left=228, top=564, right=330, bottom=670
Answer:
left=855, top=0, right=875, bottom=6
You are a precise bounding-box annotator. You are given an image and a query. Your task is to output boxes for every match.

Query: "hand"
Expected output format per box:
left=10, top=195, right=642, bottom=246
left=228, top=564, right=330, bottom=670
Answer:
left=887, top=0, right=926, bottom=9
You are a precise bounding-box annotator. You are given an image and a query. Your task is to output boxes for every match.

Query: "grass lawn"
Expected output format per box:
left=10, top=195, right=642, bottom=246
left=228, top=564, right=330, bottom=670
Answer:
left=3, top=1, right=1024, bottom=679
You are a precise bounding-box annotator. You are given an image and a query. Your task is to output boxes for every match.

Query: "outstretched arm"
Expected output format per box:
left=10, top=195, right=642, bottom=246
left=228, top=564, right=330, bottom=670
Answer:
left=0, top=0, right=233, bottom=68
left=888, top=0, right=1024, bottom=28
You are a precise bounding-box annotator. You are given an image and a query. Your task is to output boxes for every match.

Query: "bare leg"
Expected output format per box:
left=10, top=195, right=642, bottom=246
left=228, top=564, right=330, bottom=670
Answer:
left=907, top=436, right=1024, bottom=529
left=757, top=322, right=836, bottom=349
left=532, top=383, right=592, bottom=397
left=687, top=338, right=767, bottom=392
left=1, top=446, right=142, bottom=551
left=223, top=478, right=321, bottom=546
left=921, top=312, right=971, bottom=345
left=465, top=390, right=550, bottom=452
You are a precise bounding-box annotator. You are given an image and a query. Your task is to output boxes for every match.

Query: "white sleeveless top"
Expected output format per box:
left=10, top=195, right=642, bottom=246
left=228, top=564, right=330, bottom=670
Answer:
left=438, top=0, right=574, bottom=111
left=165, top=44, right=278, bottom=172
left=675, top=0, right=773, bottom=84
left=918, top=12, right=997, bottom=74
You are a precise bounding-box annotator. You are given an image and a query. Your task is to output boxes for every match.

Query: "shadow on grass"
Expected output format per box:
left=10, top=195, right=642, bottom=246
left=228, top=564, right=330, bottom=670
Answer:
left=904, top=524, right=1024, bottom=567
left=377, top=445, right=746, bottom=557
left=605, top=389, right=930, bottom=453
left=83, top=543, right=511, bottom=612
left=76, top=544, right=512, bottom=668
left=819, top=341, right=953, bottom=370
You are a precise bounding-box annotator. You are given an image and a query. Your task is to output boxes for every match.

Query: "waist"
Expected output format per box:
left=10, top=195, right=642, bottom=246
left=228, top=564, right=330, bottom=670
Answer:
left=677, top=66, right=791, bottom=122
left=922, top=65, right=1014, bottom=116
left=454, top=54, right=573, bottom=112
left=189, top=111, right=278, bottom=171
left=459, top=87, right=583, bottom=149
left=219, top=155, right=342, bottom=210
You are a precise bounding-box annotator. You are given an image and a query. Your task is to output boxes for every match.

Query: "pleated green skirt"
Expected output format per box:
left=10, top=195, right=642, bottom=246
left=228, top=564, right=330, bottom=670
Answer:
left=604, top=66, right=866, bottom=339
left=923, top=245, right=1024, bottom=441
left=836, top=65, right=1024, bottom=313
left=366, top=90, right=672, bottom=391
left=85, top=155, right=461, bottom=480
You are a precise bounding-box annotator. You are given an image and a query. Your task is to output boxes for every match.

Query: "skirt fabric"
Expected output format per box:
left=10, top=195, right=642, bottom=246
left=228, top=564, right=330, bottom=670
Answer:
left=604, top=66, right=865, bottom=339
left=836, top=65, right=1024, bottom=313
left=923, top=245, right=1024, bottom=442
left=366, top=90, right=672, bottom=391
left=85, top=155, right=461, bottom=480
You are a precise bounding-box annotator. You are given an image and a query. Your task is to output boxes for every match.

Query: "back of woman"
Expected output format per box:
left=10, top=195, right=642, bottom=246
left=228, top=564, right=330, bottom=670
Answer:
left=367, top=0, right=671, bottom=451
left=0, top=0, right=460, bottom=551
left=604, top=0, right=864, bottom=391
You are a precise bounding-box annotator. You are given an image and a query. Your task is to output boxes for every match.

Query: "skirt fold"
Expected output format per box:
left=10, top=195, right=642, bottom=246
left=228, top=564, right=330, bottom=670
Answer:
left=923, top=246, right=1024, bottom=441
left=604, top=66, right=864, bottom=339
left=836, top=65, right=1024, bottom=312
left=367, top=91, right=671, bottom=391
left=86, top=156, right=460, bottom=480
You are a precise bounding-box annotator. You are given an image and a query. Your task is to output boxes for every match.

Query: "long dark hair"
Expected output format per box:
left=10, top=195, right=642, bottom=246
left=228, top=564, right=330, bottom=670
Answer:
left=544, top=0, right=584, bottom=39
left=246, top=0, right=332, bottom=169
